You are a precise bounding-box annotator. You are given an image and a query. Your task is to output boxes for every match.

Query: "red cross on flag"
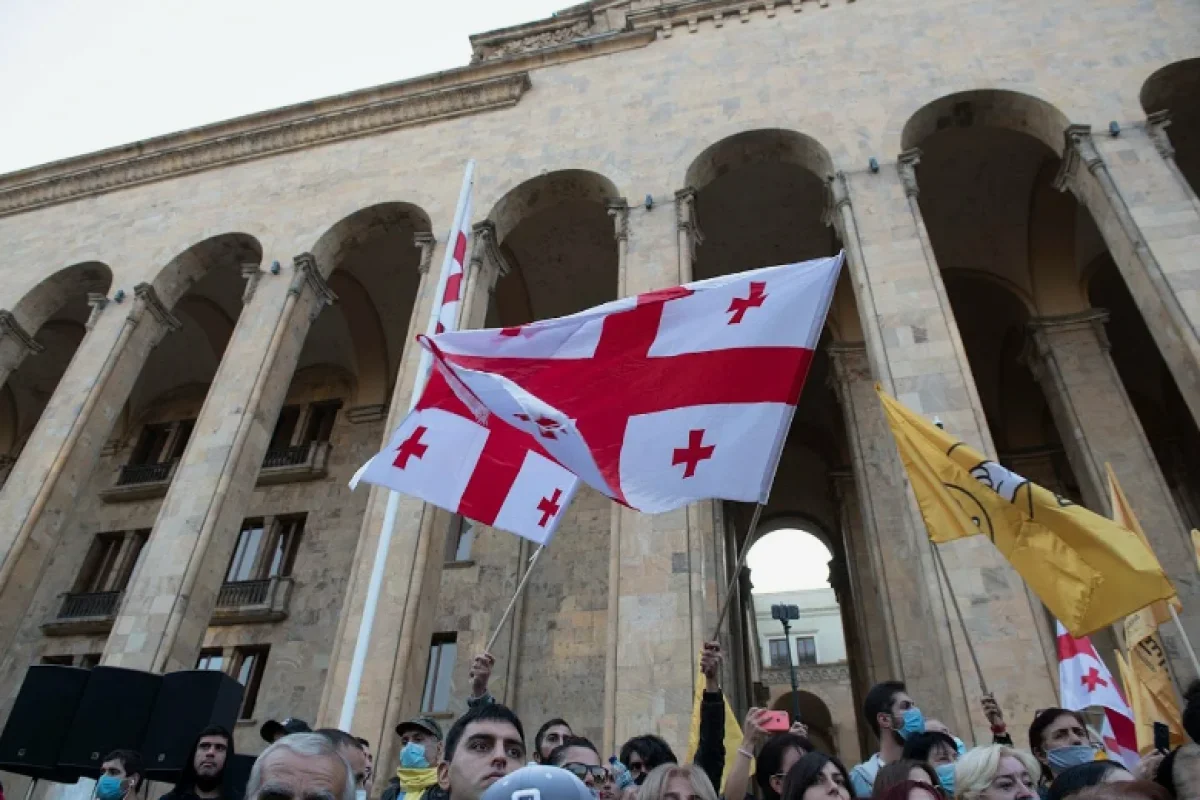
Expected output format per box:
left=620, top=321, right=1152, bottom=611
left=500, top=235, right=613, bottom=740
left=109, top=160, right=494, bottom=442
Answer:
left=420, top=253, right=843, bottom=513
left=1056, top=621, right=1139, bottom=769
left=353, top=368, right=579, bottom=545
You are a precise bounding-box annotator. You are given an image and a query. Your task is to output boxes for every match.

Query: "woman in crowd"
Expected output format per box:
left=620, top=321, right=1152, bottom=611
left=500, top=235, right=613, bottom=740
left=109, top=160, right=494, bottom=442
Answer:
left=876, top=782, right=942, bottom=800
left=1028, top=709, right=1095, bottom=785
left=638, top=764, right=719, bottom=800
left=874, top=761, right=941, bottom=797
left=903, top=732, right=960, bottom=796
left=955, top=744, right=1041, bottom=800
left=780, top=752, right=852, bottom=800
left=1046, top=762, right=1132, bottom=800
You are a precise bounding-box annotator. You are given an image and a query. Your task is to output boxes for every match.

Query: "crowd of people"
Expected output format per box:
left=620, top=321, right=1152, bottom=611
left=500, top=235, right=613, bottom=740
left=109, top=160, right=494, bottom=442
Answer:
left=82, top=646, right=1200, bottom=800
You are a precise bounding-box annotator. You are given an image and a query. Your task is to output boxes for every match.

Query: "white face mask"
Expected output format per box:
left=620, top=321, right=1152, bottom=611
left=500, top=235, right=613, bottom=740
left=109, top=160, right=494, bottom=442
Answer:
left=356, top=790, right=367, bottom=800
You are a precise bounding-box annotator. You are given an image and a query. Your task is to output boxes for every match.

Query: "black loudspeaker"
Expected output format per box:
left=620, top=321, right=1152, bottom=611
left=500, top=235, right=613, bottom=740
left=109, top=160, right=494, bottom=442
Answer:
left=140, top=670, right=243, bottom=780
left=223, top=753, right=256, bottom=800
left=0, top=665, right=91, bottom=780
left=58, top=666, right=162, bottom=778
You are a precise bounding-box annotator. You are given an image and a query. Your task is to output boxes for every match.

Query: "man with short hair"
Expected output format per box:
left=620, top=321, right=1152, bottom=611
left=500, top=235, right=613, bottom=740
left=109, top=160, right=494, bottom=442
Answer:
left=261, top=718, right=313, bottom=744
left=533, top=719, right=573, bottom=765
left=382, top=717, right=446, bottom=800
left=245, top=732, right=353, bottom=800
left=160, top=726, right=235, bottom=800
left=315, top=729, right=369, bottom=798
left=98, top=750, right=144, bottom=800
left=356, top=738, right=374, bottom=793
left=618, top=735, right=677, bottom=786
left=437, top=704, right=527, bottom=800
left=849, top=681, right=924, bottom=798
left=546, top=737, right=612, bottom=798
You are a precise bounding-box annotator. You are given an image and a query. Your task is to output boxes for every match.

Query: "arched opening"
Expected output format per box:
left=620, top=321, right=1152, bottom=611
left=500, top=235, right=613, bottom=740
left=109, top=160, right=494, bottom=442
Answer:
left=0, top=262, right=112, bottom=484
left=1141, top=58, right=1200, bottom=193
left=748, top=526, right=853, bottom=756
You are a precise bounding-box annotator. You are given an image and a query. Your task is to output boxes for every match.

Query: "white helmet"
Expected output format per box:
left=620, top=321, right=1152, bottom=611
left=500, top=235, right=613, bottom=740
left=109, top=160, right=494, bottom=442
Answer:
left=482, top=765, right=594, bottom=800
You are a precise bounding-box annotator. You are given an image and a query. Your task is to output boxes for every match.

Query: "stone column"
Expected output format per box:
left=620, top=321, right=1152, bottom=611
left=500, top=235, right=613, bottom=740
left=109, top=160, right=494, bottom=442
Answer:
left=0, top=284, right=181, bottom=697
left=102, top=253, right=336, bottom=671
left=1055, top=125, right=1200, bottom=428
left=1027, top=310, right=1200, bottom=677
left=0, top=310, right=44, bottom=391
left=830, top=163, right=1059, bottom=740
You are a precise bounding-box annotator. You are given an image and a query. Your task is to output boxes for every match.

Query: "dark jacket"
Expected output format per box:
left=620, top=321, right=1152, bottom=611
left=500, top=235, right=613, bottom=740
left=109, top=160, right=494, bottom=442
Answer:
left=693, top=690, right=726, bottom=791
left=380, top=777, right=448, bottom=800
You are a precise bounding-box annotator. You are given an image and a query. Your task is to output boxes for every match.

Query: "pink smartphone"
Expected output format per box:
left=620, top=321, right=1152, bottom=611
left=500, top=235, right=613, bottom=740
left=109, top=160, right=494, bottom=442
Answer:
left=762, top=711, right=791, bottom=733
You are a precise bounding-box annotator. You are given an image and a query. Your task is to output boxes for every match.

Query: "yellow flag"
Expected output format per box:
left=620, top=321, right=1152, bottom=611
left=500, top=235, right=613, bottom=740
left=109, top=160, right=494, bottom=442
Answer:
left=1116, top=645, right=1185, bottom=754
left=877, top=387, right=1176, bottom=637
left=687, top=660, right=744, bottom=793
left=1107, top=464, right=1180, bottom=628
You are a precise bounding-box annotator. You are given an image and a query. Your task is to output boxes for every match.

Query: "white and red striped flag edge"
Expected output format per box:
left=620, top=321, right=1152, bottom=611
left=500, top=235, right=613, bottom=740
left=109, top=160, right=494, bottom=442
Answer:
left=1056, top=622, right=1139, bottom=769
left=419, top=253, right=844, bottom=514
left=354, top=367, right=579, bottom=546
left=435, top=194, right=472, bottom=335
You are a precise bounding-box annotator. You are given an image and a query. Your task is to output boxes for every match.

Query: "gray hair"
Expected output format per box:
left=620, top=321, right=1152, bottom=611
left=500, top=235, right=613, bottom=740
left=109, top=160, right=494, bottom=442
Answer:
left=247, top=733, right=354, bottom=800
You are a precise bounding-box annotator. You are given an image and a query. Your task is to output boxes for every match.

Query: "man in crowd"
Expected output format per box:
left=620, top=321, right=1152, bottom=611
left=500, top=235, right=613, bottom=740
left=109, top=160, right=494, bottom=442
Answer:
left=546, top=737, right=611, bottom=797
left=316, top=729, right=369, bottom=799
left=849, top=681, right=924, bottom=797
left=437, top=704, right=527, bottom=800
left=466, top=649, right=570, bottom=766
left=160, top=726, right=235, bottom=800
left=245, top=732, right=353, bottom=800
left=98, top=750, right=144, bottom=800
left=534, top=720, right=575, bottom=765
left=261, top=718, right=313, bottom=745
left=382, top=717, right=446, bottom=800
left=356, top=738, right=374, bottom=794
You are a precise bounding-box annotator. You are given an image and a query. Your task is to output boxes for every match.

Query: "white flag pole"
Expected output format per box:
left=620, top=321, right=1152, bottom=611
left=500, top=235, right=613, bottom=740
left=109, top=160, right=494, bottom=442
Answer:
left=338, top=160, right=475, bottom=731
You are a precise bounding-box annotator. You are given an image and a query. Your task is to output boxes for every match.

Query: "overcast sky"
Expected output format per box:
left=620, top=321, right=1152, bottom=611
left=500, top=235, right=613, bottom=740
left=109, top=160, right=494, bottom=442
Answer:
left=0, top=0, right=566, bottom=175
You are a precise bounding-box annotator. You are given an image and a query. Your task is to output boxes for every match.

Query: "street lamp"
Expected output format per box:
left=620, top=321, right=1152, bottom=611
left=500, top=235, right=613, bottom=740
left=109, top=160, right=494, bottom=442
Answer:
left=771, top=603, right=801, bottom=724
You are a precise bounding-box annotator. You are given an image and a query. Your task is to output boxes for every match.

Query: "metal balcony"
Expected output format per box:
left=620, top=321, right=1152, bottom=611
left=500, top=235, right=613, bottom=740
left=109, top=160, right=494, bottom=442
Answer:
left=100, top=459, right=179, bottom=502
left=212, top=576, right=293, bottom=625
left=42, top=591, right=122, bottom=636
left=258, top=440, right=331, bottom=486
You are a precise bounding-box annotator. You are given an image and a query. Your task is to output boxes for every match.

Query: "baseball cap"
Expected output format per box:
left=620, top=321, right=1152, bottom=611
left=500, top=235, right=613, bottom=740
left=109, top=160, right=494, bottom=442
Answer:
left=482, top=765, right=593, bottom=800
left=260, top=717, right=312, bottom=742
left=395, top=715, right=444, bottom=741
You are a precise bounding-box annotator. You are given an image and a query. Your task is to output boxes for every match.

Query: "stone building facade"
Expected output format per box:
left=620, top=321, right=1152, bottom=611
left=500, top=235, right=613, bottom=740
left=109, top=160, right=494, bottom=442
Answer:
left=0, top=0, right=1199, bottom=790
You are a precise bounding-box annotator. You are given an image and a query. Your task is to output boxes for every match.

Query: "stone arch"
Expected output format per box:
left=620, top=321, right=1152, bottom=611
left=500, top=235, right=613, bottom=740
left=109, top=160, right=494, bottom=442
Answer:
left=684, top=129, right=835, bottom=190
left=8, top=261, right=111, bottom=335
left=900, top=89, right=1071, bottom=155
left=488, top=169, right=620, bottom=244
left=1140, top=58, right=1200, bottom=193
left=174, top=295, right=237, bottom=361
left=772, top=690, right=837, bottom=749
left=752, top=514, right=838, bottom=558
left=942, top=268, right=1037, bottom=316
left=1028, top=160, right=1090, bottom=317
left=310, top=203, right=432, bottom=279
left=151, top=233, right=262, bottom=310
left=326, top=270, right=389, bottom=407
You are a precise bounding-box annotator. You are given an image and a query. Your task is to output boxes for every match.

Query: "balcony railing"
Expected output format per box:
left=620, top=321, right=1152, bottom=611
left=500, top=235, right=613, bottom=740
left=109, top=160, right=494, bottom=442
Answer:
left=261, top=445, right=310, bottom=469
left=116, top=461, right=173, bottom=486
left=43, top=591, right=122, bottom=635
left=101, top=459, right=179, bottom=502
left=212, top=576, right=293, bottom=625
left=258, top=440, right=331, bottom=486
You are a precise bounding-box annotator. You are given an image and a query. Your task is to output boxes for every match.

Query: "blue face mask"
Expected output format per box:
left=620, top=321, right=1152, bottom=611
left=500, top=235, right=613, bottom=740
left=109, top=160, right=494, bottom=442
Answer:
left=399, top=742, right=431, bottom=769
left=953, top=737, right=966, bottom=757
left=897, top=707, right=926, bottom=740
left=935, top=763, right=956, bottom=796
left=1047, top=745, right=1096, bottom=776
left=96, top=776, right=127, bottom=800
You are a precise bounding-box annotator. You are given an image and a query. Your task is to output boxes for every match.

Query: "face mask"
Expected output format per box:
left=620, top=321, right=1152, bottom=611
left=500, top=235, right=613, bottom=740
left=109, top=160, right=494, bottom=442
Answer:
left=896, top=707, right=926, bottom=740
left=935, top=764, right=956, bottom=796
left=953, top=737, right=966, bottom=757
left=96, top=776, right=126, bottom=800
left=399, top=742, right=430, bottom=769
left=1047, top=745, right=1097, bottom=776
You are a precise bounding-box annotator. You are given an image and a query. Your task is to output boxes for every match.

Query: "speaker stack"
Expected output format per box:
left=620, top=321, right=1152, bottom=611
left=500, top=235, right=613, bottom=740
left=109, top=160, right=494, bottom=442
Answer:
left=141, top=670, right=243, bottom=780
left=0, top=665, right=92, bottom=782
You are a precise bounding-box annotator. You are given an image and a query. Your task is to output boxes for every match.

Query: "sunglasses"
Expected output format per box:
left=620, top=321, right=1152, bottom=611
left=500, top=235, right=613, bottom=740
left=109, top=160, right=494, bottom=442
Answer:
left=562, top=763, right=611, bottom=783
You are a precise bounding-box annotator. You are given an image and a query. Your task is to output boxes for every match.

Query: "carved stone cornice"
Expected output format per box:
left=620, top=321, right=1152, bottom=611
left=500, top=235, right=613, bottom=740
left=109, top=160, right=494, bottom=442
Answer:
left=471, top=17, right=594, bottom=62
left=626, top=0, right=824, bottom=36
left=469, top=221, right=513, bottom=281
left=607, top=198, right=629, bottom=242
left=1146, top=110, right=1175, bottom=160
left=0, top=74, right=532, bottom=219
left=290, top=253, right=338, bottom=315
left=131, top=283, right=183, bottom=333
left=1027, top=309, right=1111, bottom=355
left=0, top=311, right=44, bottom=356
left=675, top=187, right=704, bottom=261
left=760, top=662, right=851, bottom=685
left=241, top=262, right=263, bottom=305
left=413, top=232, right=437, bottom=275
left=897, top=148, right=922, bottom=198
left=1053, top=124, right=1102, bottom=194
left=825, top=341, right=870, bottom=387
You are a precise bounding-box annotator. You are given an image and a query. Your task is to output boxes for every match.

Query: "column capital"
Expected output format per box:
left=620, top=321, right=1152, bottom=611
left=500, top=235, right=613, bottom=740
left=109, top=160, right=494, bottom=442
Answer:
left=413, top=231, right=437, bottom=275
left=607, top=198, right=630, bottom=243
left=241, top=262, right=262, bottom=304
left=675, top=186, right=704, bottom=261
left=470, top=220, right=512, bottom=280
left=0, top=311, right=44, bottom=356
left=290, top=252, right=338, bottom=312
left=823, top=172, right=852, bottom=227
left=86, top=293, right=109, bottom=329
left=1026, top=309, right=1111, bottom=358
left=1146, top=110, right=1175, bottom=160
left=1053, top=124, right=1103, bottom=194
left=828, top=466, right=856, bottom=498
left=897, top=148, right=923, bottom=197
left=130, top=283, right=183, bottom=334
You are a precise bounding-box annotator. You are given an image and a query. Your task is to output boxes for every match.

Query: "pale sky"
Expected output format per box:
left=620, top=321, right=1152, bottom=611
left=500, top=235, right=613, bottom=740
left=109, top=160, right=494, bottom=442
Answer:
left=0, top=0, right=567, bottom=175
left=746, top=528, right=832, bottom=594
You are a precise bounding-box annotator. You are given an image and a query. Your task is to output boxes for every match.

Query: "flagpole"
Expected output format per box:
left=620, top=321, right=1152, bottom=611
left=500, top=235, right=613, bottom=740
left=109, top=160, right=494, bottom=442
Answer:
left=338, top=160, right=475, bottom=731
left=486, top=546, right=546, bottom=652
left=932, top=542, right=989, bottom=696
left=710, top=502, right=765, bottom=640
left=1167, top=604, right=1200, bottom=678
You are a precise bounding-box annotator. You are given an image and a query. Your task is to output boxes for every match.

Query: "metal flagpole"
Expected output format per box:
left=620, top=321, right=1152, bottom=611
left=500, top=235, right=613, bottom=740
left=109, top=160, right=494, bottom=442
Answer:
left=710, top=502, right=765, bottom=640
left=338, top=160, right=475, bottom=731
left=932, top=542, right=990, bottom=696
left=486, top=546, right=546, bottom=652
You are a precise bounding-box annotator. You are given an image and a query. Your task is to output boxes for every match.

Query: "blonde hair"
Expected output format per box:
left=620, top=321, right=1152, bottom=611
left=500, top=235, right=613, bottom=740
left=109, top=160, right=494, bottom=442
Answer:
left=955, top=745, right=1042, bottom=800
left=639, top=764, right=719, bottom=800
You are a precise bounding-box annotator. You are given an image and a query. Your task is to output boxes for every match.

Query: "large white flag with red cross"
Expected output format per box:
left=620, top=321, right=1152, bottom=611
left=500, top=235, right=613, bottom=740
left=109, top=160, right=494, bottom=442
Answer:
left=354, top=368, right=579, bottom=545
left=1057, top=622, right=1139, bottom=769
left=420, top=253, right=843, bottom=514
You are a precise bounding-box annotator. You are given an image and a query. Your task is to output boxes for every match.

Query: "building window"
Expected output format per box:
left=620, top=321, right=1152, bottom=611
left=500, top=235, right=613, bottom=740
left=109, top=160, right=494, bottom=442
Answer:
left=79, top=653, right=102, bottom=669
left=268, top=402, right=341, bottom=452
left=232, top=646, right=269, bottom=719
left=421, top=633, right=458, bottom=713
left=130, top=420, right=194, bottom=466
left=226, top=516, right=304, bottom=583
left=447, top=518, right=476, bottom=563
left=768, top=638, right=790, bottom=668
left=196, top=648, right=224, bottom=673
left=74, top=530, right=147, bottom=595
left=301, top=402, right=340, bottom=445
left=41, top=655, right=74, bottom=666
left=796, top=636, right=817, bottom=666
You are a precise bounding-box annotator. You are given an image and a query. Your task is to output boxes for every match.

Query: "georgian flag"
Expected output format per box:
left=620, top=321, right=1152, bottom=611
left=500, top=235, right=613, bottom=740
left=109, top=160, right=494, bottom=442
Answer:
left=354, top=369, right=579, bottom=545
left=435, top=195, right=471, bottom=334
left=421, top=254, right=843, bottom=513
left=1057, top=622, right=1139, bottom=769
